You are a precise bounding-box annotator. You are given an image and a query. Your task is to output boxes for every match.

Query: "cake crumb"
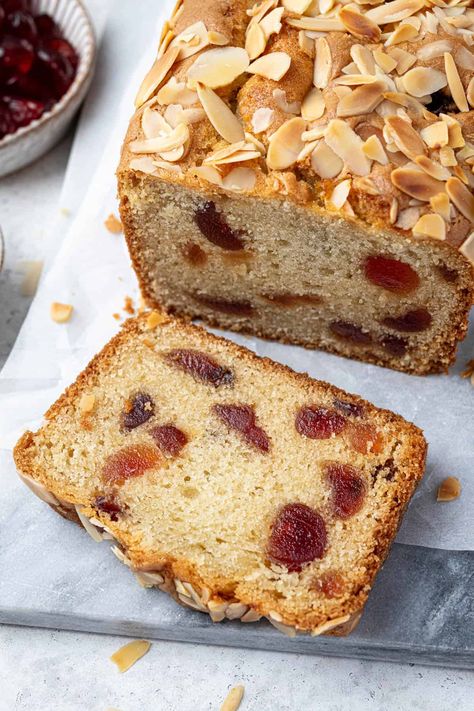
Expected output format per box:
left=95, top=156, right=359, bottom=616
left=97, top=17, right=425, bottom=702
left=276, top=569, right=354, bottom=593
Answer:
left=112, top=313, right=121, bottom=321
left=437, top=477, right=461, bottom=502
left=51, top=302, right=73, bottom=323
left=220, top=685, right=245, bottom=711
left=123, top=296, right=135, bottom=315
left=105, top=213, right=123, bottom=234
left=110, top=640, right=151, bottom=673
left=20, top=260, right=43, bottom=297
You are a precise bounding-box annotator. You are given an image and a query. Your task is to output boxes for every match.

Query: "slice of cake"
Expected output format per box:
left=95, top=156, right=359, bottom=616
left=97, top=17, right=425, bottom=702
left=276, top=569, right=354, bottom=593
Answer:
left=118, top=0, right=474, bottom=375
left=14, top=313, right=426, bottom=635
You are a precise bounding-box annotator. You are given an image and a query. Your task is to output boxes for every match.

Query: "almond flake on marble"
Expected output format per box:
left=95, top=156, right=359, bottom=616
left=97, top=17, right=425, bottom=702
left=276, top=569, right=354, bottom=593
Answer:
left=385, top=115, right=425, bottom=160
left=129, top=122, right=189, bottom=154
left=350, top=44, right=376, bottom=75
left=395, top=206, right=421, bottom=229
left=314, top=37, right=332, bottom=88
left=420, top=121, right=449, bottom=149
left=187, top=47, right=250, bottom=89
left=272, top=88, right=301, bottom=114
left=110, top=640, right=151, bottom=673
left=446, top=176, right=474, bottom=222
left=412, top=213, right=446, bottom=240
left=248, top=52, right=291, bottom=80
left=365, top=0, right=425, bottom=26
left=157, top=78, right=198, bottom=106
left=437, top=477, right=461, bottom=503
left=391, top=166, right=446, bottom=200
left=171, top=21, right=209, bottom=60
left=430, top=192, right=451, bottom=220
left=135, top=45, right=180, bottom=107
left=337, top=80, right=385, bottom=117
left=444, top=52, right=469, bottom=112
left=324, top=119, right=371, bottom=176
left=245, top=22, right=267, bottom=60
left=222, top=167, right=256, bottom=192
left=363, top=135, right=389, bottom=164
left=252, top=107, right=274, bottom=133
left=301, top=87, right=325, bottom=120
left=267, top=117, right=306, bottom=170
left=339, top=6, right=381, bottom=42
left=415, top=155, right=451, bottom=181
left=260, top=7, right=285, bottom=37
left=196, top=84, right=244, bottom=143
left=402, top=66, right=447, bottom=97
left=311, top=139, right=343, bottom=178
left=220, top=685, right=245, bottom=711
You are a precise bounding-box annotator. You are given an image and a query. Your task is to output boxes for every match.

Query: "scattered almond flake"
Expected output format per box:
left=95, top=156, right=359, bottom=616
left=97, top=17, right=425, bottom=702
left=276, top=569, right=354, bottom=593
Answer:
left=328, top=179, right=352, bottom=210
left=337, top=80, right=385, bottom=117
left=297, top=139, right=317, bottom=162
left=260, top=7, right=285, bottom=37
left=248, top=51, right=291, bottom=81
left=333, top=85, right=352, bottom=100
left=145, top=311, right=167, bottom=330
left=460, top=231, right=474, bottom=266
left=442, top=115, right=465, bottom=150
left=350, top=44, right=375, bottom=75
left=334, top=74, right=378, bottom=86
left=420, top=121, right=449, bottom=149
left=415, top=155, right=451, bottom=181
left=196, top=84, right=244, bottom=144
left=282, top=0, right=312, bottom=12
left=395, top=206, right=420, bottom=230
left=79, top=393, right=95, bottom=414
left=267, top=117, right=306, bottom=170
left=391, top=166, right=445, bottom=201
left=385, top=21, right=418, bottom=46
left=363, top=135, right=388, bottom=165
left=245, top=132, right=265, bottom=154
left=248, top=0, right=278, bottom=23
left=365, top=0, right=425, bottom=26
left=208, top=30, right=229, bottom=46
left=373, top=49, right=397, bottom=73
left=153, top=159, right=183, bottom=174
left=413, top=212, right=446, bottom=240
left=129, top=156, right=158, bottom=175
left=311, top=139, right=343, bottom=178
left=164, top=104, right=205, bottom=128
left=50, top=302, right=73, bottom=324
left=252, top=107, right=274, bottom=133
left=314, top=37, right=332, bottom=89
left=110, top=640, right=151, bottom=673
left=104, top=213, right=123, bottom=234
left=324, top=119, right=371, bottom=176
left=222, top=167, right=256, bottom=192
left=446, top=176, right=474, bottom=222
left=437, top=477, right=461, bottom=502
left=245, top=22, right=267, bottom=60
left=286, top=16, right=344, bottom=32
left=319, top=0, right=335, bottom=12
left=339, top=6, right=381, bottom=42
left=158, top=28, right=174, bottom=58
left=220, top=685, right=245, bottom=711
left=444, top=52, right=469, bottom=112
left=341, top=62, right=359, bottom=75
left=20, top=260, right=43, bottom=297
left=430, top=192, right=451, bottom=220
left=301, top=87, right=325, bottom=120
left=272, top=88, right=301, bottom=114
left=192, top=165, right=223, bottom=186
left=187, top=47, right=249, bottom=89
left=203, top=141, right=260, bottom=166
left=171, top=21, right=209, bottom=60
left=385, top=115, right=425, bottom=160
left=299, top=30, right=315, bottom=58
left=461, top=357, right=474, bottom=380
left=439, top=146, right=457, bottom=167
left=135, top=45, right=180, bottom=108
left=453, top=164, right=471, bottom=185
left=455, top=46, right=474, bottom=72
left=402, top=66, right=447, bottom=97
left=141, top=107, right=172, bottom=139
left=417, top=40, right=453, bottom=62
left=388, top=47, right=417, bottom=75
left=157, top=78, right=198, bottom=106
left=389, top=198, right=399, bottom=224
left=129, top=122, right=189, bottom=155
left=113, top=312, right=122, bottom=321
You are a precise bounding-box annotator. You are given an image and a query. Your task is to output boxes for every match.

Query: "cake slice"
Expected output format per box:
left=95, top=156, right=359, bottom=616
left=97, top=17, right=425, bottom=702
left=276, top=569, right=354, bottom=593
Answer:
left=14, top=313, right=426, bottom=635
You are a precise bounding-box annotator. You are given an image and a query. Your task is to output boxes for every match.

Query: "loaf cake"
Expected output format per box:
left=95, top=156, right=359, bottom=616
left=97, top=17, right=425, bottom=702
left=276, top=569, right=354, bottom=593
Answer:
left=118, top=0, right=474, bottom=375
left=14, top=312, right=426, bottom=635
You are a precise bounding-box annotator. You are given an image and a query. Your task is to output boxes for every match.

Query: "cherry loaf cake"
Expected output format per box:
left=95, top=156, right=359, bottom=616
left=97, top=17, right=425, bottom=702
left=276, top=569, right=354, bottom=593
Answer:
left=14, top=313, right=426, bottom=635
left=118, top=0, right=474, bottom=375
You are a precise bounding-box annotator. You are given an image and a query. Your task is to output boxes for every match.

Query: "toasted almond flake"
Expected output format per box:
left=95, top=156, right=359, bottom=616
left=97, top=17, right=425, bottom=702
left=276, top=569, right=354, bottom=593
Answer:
left=299, top=30, right=315, bottom=58
left=222, top=167, right=256, bottom=192
left=130, top=122, right=189, bottom=155
left=430, top=192, right=451, bottom=220
left=157, top=78, right=198, bottom=106
left=205, top=148, right=260, bottom=166
left=441, top=115, right=465, bottom=150
left=164, top=104, right=205, bottom=128
left=373, top=49, right=397, bottom=73
left=20, top=260, right=43, bottom=297
left=208, top=31, right=229, bottom=46
left=248, top=52, right=291, bottom=80
left=51, top=302, right=73, bottom=323
left=444, top=52, right=469, bottom=112
left=363, top=135, right=388, bottom=165
left=196, top=84, right=244, bottom=143
left=403, top=66, right=447, bottom=97
left=260, top=7, right=284, bottom=36
left=417, top=40, right=453, bottom=62
left=104, top=213, right=123, bottom=234
left=415, top=155, right=451, bottom=181
left=385, top=21, right=418, bottom=46
left=252, top=107, right=274, bottom=133
left=385, top=115, right=425, bottom=160
left=439, top=146, right=457, bottom=167
left=391, top=166, right=446, bottom=200
left=171, top=21, right=209, bottom=59
left=311, top=140, right=343, bottom=177
left=193, top=165, right=223, bottom=185
left=350, top=44, right=375, bottom=75
left=446, top=176, right=474, bottom=221
left=388, top=47, right=417, bottom=75
left=272, top=88, right=301, bottom=114
left=79, top=393, right=95, bottom=414
left=437, top=477, right=461, bottom=502
left=246, top=22, right=267, bottom=60
left=325, top=119, right=371, bottom=176
left=412, top=213, right=446, bottom=239
left=339, top=6, right=381, bottom=42
left=298, top=139, right=318, bottom=162
left=420, top=121, right=449, bottom=149
left=334, top=74, right=378, bottom=86
left=337, top=80, right=385, bottom=117
left=333, top=85, right=352, bottom=100
left=301, top=87, right=325, bottom=120
left=220, top=685, right=245, bottom=711
left=389, top=198, right=398, bottom=224
left=158, top=28, right=174, bottom=57
left=282, top=0, right=312, bottom=12
left=460, top=231, right=474, bottom=266
left=110, top=640, right=151, bottom=673
left=329, top=179, right=351, bottom=209
left=311, top=614, right=351, bottom=637
left=286, top=16, right=344, bottom=32
left=145, top=310, right=168, bottom=330
left=142, top=107, right=172, bottom=139
left=135, top=45, right=180, bottom=108
left=187, top=47, right=249, bottom=89
left=365, top=0, right=425, bottom=25
left=395, top=206, right=421, bottom=229
left=129, top=156, right=158, bottom=175
left=302, top=125, right=327, bottom=142
left=468, top=78, right=474, bottom=108
left=267, top=117, right=306, bottom=170
left=314, top=37, right=332, bottom=89
left=455, top=46, right=474, bottom=72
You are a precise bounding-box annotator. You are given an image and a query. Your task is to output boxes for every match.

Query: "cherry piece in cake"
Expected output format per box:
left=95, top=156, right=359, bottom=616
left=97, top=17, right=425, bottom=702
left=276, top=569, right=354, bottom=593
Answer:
left=382, top=308, right=432, bottom=333
left=213, top=403, right=270, bottom=453
left=333, top=398, right=364, bottom=418
left=325, top=462, right=367, bottom=519
left=193, top=294, right=253, bottom=316
left=346, top=422, right=383, bottom=455
left=94, top=495, right=122, bottom=521
left=364, top=256, right=420, bottom=294
left=296, top=405, right=346, bottom=440
left=330, top=321, right=372, bottom=344
left=165, top=349, right=233, bottom=387
left=194, top=201, right=245, bottom=251
left=150, top=424, right=188, bottom=457
left=122, top=392, right=155, bottom=431
left=267, top=503, right=327, bottom=572
left=102, top=444, right=160, bottom=484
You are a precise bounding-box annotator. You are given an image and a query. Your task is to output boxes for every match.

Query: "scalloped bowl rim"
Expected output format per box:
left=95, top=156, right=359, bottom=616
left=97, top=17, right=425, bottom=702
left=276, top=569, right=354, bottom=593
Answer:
left=0, top=0, right=97, bottom=151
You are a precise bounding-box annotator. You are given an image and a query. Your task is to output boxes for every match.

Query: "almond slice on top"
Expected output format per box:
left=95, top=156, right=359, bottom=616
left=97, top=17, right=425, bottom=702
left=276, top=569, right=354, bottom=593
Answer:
left=248, top=52, right=291, bottom=81
left=282, top=0, right=312, bottom=13
left=129, top=123, right=189, bottom=155
left=267, top=117, right=306, bottom=170
left=339, top=6, right=381, bottom=43
left=415, top=156, right=451, bottom=182
left=446, top=176, right=474, bottom=222
left=385, top=115, right=425, bottom=160
left=328, top=179, right=351, bottom=209
left=314, top=37, right=332, bottom=89
left=337, top=80, right=385, bottom=118
left=311, top=140, right=343, bottom=179
left=324, top=119, right=371, bottom=176
left=365, top=0, right=425, bottom=26
left=301, top=87, right=325, bottom=121
left=391, top=167, right=445, bottom=201
left=412, top=213, right=446, bottom=240
left=350, top=44, right=375, bottom=75
left=135, top=45, right=180, bottom=107
left=363, top=135, right=388, bottom=165
left=196, top=84, right=245, bottom=144
left=245, top=22, right=267, bottom=61
left=187, top=47, right=249, bottom=89
left=444, top=53, right=469, bottom=113
left=402, top=66, right=447, bottom=98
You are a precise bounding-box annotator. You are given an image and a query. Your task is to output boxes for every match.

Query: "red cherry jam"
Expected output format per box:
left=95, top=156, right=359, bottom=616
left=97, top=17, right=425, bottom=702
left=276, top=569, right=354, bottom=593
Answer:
left=213, top=403, right=270, bottom=453
left=0, top=1, right=79, bottom=139
left=325, top=462, right=367, bottom=519
left=364, top=256, right=420, bottom=294
left=102, top=444, right=160, bottom=485
left=267, top=503, right=327, bottom=572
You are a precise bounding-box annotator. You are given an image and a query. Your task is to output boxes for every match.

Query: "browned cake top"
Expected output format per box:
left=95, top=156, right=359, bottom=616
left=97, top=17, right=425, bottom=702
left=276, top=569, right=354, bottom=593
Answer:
left=123, top=0, right=474, bottom=264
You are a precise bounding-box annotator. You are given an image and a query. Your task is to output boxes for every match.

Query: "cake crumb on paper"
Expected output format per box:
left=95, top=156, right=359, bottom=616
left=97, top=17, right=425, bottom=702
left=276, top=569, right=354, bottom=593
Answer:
left=124, top=296, right=135, bottom=315
left=50, top=302, right=73, bottom=324
left=105, top=213, right=123, bottom=234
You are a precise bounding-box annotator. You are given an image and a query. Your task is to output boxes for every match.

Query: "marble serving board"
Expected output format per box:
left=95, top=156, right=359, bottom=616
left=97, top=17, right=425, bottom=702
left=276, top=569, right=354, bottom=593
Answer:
left=0, top=470, right=472, bottom=669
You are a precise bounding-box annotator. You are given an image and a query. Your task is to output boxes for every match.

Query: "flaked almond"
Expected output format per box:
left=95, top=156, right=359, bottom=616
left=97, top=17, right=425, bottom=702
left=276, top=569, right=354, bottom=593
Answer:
left=385, top=115, right=425, bottom=160
left=171, top=21, right=209, bottom=60
left=460, top=231, right=474, bottom=266
left=301, top=87, right=325, bottom=121
left=446, top=176, right=474, bottom=222
left=314, top=37, right=332, bottom=89
left=142, top=107, right=171, bottom=139
left=437, top=477, right=461, bottom=502
left=363, top=135, right=388, bottom=165
left=311, top=140, right=343, bottom=178
left=299, top=30, right=314, bottom=58
left=203, top=141, right=260, bottom=165
left=129, top=156, right=158, bottom=175
left=282, top=0, right=312, bottom=12
left=350, top=44, right=375, bottom=75
left=468, top=78, right=474, bottom=108
left=334, top=74, right=379, bottom=86
left=135, top=45, right=180, bottom=108
left=373, top=49, right=397, bottom=74
left=110, top=640, right=151, bottom=673
left=415, top=155, right=451, bottom=181
left=430, top=192, right=451, bottom=221
left=187, top=47, right=249, bottom=89
left=267, top=117, right=306, bottom=170
left=365, top=0, right=425, bottom=25
left=412, top=213, right=446, bottom=240
left=402, top=66, right=447, bottom=98
left=328, top=179, right=351, bottom=209
left=337, top=80, right=385, bottom=117
left=51, top=302, right=73, bottom=324
left=222, top=167, right=256, bottom=192
left=220, top=685, right=245, bottom=711
left=192, top=165, right=223, bottom=186
left=395, top=206, right=420, bottom=230
left=389, top=198, right=398, bottom=224
left=339, top=6, right=381, bottom=42
left=420, top=121, right=449, bottom=149
left=418, top=40, right=453, bottom=62
left=391, top=167, right=445, bottom=201
left=252, top=107, right=274, bottom=133
left=157, top=78, right=197, bottom=106
left=164, top=104, right=205, bottom=129
left=385, top=21, right=418, bottom=46
left=129, top=122, right=189, bottom=155
left=455, top=46, right=474, bottom=72
left=196, top=84, right=244, bottom=143
left=324, top=119, right=371, bottom=176
left=245, top=22, right=267, bottom=60
left=439, top=146, right=457, bottom=167
left=272, top=88, right=301, bottom=114
left=442, top=115, right=465, bottom=150
left=104, top=213, right=123, bottom=234
left=248, top=0, right=278, bottom=23
left=260, top=7, right=284, bottom=37
left=444, top=53, right=469, bottom=113
left=79, top=393, right=95, bottom=414
left=248, top=52, right=291, bottom=81
left=388, top=47, right=417, bottom=76
left=286, top=16, right=344, bottom=32
left=208, top=30, right=229, bottom=46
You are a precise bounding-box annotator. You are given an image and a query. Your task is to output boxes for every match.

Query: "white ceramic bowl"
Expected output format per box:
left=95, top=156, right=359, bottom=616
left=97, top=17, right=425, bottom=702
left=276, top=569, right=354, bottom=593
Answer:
left=0, top=0, right=96, bottom=177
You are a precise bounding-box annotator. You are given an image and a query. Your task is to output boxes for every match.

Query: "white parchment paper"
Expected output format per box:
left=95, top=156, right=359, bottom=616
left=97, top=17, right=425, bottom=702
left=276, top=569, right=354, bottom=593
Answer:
left=0, top=0, right=472, bottom=551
